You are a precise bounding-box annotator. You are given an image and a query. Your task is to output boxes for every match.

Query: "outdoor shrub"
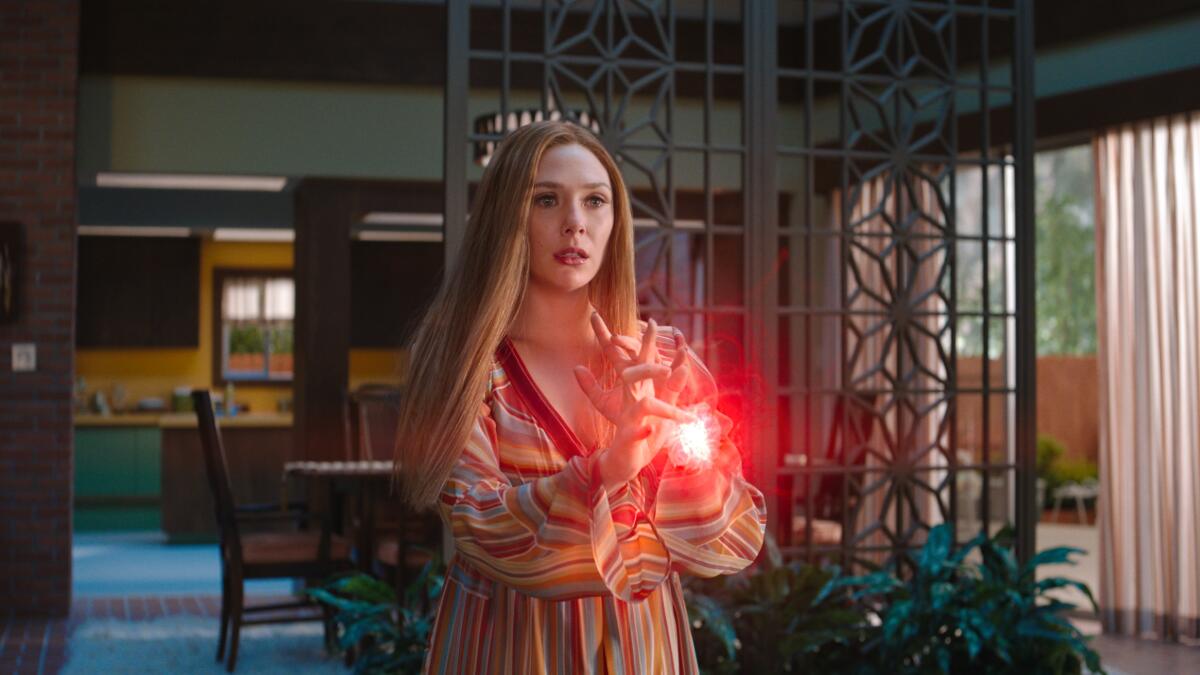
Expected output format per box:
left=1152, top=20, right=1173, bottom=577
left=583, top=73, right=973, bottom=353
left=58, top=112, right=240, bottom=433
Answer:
left=1038, top=434, right=1071, bottom=506
left=1037, top=434, right=1066, bottom=479
left=1051, top=458, right=1099, bottom=486
left=308, top=554, right=445, bottom=675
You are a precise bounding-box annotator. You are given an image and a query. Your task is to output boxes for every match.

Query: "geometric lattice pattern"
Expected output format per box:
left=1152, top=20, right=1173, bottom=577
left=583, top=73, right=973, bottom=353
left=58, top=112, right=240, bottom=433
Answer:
left=778, top=0, right=1023, bottom=572
left=464, top=0, right=749, bottom=395
left=453, top=0, right=1029, bottom=574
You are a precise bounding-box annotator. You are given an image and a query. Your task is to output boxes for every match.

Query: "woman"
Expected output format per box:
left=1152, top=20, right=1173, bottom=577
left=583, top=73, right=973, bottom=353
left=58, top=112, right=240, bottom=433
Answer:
left=395, top=119, right=766, bottom=674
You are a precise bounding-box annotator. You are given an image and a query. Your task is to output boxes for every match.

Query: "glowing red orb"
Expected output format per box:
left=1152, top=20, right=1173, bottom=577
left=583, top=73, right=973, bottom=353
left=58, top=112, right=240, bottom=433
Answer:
left=669, top=402, right=720, bottom=470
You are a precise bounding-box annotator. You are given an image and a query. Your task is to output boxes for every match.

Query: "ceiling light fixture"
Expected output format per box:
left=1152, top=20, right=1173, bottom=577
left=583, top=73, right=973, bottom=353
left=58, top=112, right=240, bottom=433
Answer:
left=77, top=225, right=192, bottom=237
left=212, top=228, right=295, bottom=242
left=473, top=104, right=602, bottom=167
left=361, top=212, right=444, bottom=227
left=632, top=218, right=706, bottom=230
left=355, top=230, right=444, bottom=243
left=96, top=172, right=287, bottom=192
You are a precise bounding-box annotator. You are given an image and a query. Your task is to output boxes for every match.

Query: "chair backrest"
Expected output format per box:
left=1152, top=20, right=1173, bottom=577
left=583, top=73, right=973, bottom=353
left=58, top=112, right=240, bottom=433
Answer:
left=823, top=391, right=879, bottom=464
left=347, top=384, right=403, bottom=462
left=812, top=391, right=880, bottom=519
left=191, top=389, right=240, bottom=548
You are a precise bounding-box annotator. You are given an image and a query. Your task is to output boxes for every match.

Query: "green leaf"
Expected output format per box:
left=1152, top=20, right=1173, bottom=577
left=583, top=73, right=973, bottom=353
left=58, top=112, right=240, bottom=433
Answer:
left=306, top=588, right=379, bottom=615
left=950, top=532, right=987, bottom=566
left=1023, top=546, right=1086, bottom=577
left=960, top=622, right=982, bottom=660
left=918, top=524, right=953, bottom=572
left=333, top=573, right=398, bottom=605
left=763, top=530, right=784, bottom=569
left=686, top=593, right=738, bottom=661
left=1034, top=577, right=1099, bottom=613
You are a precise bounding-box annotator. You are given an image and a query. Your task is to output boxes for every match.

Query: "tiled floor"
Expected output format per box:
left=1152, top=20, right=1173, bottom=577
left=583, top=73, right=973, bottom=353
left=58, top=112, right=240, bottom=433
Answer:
left=72, top=532, right=291, bottom=597
left=0, top=611, right=69, bottom=675
left=6, top=596, right=1199, bottom=674
left=2, top=533, right=1196, bottom=674
left=1037, top=521, right=1100, bottom=609
left=1, top=595, right=223, bottom=675
left=1089, top=629, right=1200, bottom=674
left=0, top=532, right=314, bottom=674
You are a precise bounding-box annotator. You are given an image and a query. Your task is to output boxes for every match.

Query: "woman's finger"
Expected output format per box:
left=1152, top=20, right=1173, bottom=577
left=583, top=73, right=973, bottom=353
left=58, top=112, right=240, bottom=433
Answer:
left=611, top=334, right=641, bottom=355
left=638, top=395, right=697, bottom=424
left=613, top=423, right=652, bottom=448
left=638, top=317, right=659, bottom=364
left=592, top=312, right=636, bottom=368
left=573, top=366, right=610, bottom=412
left=590, top=311, right=613, bottom=343
left=670, top=331, right=688, bottom=370
left=621, top=362, right=670, bottom=386
left=659, top=359, right=690, bottom=406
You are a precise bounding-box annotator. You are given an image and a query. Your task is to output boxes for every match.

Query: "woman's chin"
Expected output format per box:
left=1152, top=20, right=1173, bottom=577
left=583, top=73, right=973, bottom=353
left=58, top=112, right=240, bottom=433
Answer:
left=532, top=269, right=596, bottom=295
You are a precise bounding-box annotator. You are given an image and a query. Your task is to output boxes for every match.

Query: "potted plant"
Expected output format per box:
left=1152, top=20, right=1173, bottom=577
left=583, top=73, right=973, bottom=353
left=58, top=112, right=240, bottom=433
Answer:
left=308, top=555, right=444, bottom=675
left=686, top=525, right=1105, bottom=674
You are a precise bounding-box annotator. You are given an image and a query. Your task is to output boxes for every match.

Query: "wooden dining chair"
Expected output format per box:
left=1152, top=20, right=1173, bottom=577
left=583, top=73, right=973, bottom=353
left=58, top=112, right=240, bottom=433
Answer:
left=344, top=385, right=442, bottom=597
left=346, top=383, right=403, bottom=461
left=192, top=389, right=353, bottom=673
left=790, top=391, right=879, bottom=548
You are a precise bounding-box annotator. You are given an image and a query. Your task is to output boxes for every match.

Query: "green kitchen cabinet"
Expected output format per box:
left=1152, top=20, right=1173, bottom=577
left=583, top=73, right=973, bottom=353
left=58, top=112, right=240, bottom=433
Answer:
left=74, top=426, right=162, bottom=531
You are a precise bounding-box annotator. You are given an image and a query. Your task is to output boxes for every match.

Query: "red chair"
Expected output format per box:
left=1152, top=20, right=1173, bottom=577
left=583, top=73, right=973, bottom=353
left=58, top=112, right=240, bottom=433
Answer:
left=192, top=389, right=353, bottom=672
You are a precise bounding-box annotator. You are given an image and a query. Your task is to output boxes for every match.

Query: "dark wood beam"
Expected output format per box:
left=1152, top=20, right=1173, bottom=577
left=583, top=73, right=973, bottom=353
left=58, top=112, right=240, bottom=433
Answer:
left=81, top=1, right=1199, bottom=100
left=807, top=65, right=1200, bottom=195
left=80, top=0, right=447, bottom=85
left=292, top=177, right=462, bottom=460
left=293, top=178, right=353, bottom=462
left=964, top=65, right=1200, bottom=149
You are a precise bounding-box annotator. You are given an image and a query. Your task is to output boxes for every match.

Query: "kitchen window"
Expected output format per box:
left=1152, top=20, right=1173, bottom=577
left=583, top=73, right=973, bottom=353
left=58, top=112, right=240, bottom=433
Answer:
left=215, top=269, right=294, bottom=385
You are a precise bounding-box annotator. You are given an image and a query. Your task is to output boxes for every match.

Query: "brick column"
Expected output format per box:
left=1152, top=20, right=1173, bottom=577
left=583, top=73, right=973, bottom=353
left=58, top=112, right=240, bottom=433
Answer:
left=0, top=0, right=79, bottom=618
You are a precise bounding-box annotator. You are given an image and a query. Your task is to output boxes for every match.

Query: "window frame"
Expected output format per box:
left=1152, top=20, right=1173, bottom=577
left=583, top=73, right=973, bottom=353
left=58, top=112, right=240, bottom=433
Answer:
left=212, top=267, right=295, bottom=388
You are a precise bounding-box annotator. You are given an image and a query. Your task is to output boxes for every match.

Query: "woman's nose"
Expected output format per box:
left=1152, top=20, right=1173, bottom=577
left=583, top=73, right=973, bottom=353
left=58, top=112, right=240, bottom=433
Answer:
left=562, top=206, right=586, bottom=234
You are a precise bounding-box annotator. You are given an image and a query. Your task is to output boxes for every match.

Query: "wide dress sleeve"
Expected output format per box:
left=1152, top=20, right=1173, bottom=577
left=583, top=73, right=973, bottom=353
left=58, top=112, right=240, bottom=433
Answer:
left=647, top=328, right=768, bottom=578
left=438, top=400, right=673, bottom=602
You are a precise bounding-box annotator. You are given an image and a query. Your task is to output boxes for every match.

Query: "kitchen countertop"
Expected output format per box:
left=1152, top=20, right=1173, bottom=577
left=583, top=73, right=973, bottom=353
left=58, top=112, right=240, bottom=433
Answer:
left=75, top=413, right=166, bottom=427
left=75, top=412, right=293, bottom=428
left=159, top=412, right=293, bottom=429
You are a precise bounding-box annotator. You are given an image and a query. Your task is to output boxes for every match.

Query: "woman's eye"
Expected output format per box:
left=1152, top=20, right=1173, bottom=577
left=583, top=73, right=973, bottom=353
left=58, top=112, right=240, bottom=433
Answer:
left=535, top=194, right=556, bottom=207
left=587, top=195, right=608, bottom=207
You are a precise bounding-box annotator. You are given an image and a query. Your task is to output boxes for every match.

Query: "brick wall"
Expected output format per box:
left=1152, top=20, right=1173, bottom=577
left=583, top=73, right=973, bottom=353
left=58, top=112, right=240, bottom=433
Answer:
left=0, top=0, right=79, bottom=618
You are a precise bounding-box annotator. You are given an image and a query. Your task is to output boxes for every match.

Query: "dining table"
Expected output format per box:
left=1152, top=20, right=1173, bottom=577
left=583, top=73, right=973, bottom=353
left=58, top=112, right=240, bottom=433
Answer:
left=281, top=460, right=396, bottom=572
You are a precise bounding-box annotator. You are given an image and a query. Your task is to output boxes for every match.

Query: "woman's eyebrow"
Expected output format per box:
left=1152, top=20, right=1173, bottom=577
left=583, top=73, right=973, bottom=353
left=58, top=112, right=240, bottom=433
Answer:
left=532, top=181, right=611, bottom=191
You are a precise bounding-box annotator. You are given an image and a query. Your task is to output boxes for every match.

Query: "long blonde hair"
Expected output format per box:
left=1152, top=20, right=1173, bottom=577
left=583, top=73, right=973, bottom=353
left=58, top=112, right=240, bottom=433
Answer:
left=395, top=120, right=638, bottom=509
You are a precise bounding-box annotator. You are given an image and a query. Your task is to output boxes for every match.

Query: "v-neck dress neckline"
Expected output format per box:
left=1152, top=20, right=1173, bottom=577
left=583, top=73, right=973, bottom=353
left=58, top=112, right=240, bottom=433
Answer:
left=497, top=336, right=595, bottom=459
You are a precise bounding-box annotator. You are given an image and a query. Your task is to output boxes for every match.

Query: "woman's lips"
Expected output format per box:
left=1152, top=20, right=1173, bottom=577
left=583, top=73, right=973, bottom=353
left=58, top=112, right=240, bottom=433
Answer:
left=554, top=248, right=589, bottom=266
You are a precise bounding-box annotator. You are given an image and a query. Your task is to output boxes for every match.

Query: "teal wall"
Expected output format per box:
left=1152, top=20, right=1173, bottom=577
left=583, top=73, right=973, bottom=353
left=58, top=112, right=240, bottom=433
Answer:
left=75, top=13, right=1200, bottom=188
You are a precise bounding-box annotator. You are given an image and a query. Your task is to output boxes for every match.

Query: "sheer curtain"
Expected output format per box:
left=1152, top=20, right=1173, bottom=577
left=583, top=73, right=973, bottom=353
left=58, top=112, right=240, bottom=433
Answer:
left=1094, top=113, right=1200, bottom=641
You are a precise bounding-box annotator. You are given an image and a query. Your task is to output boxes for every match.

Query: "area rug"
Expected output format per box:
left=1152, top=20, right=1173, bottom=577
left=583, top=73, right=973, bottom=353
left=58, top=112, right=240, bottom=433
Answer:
left=62, top=615, right=347, bottom=674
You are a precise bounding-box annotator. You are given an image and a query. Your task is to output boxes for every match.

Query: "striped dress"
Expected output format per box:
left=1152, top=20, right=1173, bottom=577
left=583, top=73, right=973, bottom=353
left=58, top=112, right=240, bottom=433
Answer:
left=421, top=325, right=767, bottom=674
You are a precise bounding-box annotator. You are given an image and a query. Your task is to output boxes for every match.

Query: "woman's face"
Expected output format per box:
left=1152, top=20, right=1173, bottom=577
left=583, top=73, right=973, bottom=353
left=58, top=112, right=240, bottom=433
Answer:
left=525, top=143, right=615, bottom=295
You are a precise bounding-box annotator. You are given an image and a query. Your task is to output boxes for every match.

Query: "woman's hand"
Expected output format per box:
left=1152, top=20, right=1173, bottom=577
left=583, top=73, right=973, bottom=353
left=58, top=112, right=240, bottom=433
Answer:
left=574, top=314, right=695, bottom=491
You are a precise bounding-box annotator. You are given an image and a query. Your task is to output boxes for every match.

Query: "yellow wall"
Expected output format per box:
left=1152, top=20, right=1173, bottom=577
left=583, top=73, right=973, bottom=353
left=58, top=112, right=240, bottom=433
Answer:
left=76, top=239, right=406, bottom=415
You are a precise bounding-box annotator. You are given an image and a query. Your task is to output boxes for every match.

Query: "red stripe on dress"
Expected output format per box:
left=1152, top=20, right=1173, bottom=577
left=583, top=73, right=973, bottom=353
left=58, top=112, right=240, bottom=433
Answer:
left=497, top=336, right=588, bottom=460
